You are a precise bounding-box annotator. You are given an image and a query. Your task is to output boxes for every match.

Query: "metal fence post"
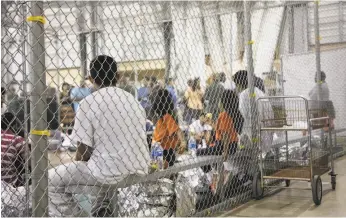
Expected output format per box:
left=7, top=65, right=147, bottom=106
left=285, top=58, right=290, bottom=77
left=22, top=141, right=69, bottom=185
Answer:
left=244, top=1, right=256, bottom=149
left=78, top=4, right=87, bottom=79
left=288, top=5, right=294, bottom=54
left=90, top=1, right=98, bottom=59
left=314, top=1, right=321, bottom=101
left=20, top=3, right=31, bottom=216
left=28, top=1, right=49, bottom=216
left=163, top=2, right=173, bottom=84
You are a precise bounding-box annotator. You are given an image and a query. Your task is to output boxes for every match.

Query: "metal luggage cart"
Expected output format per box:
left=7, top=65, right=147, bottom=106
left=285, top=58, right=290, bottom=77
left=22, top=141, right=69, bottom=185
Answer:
left=252, top=96, right=336, bottom=205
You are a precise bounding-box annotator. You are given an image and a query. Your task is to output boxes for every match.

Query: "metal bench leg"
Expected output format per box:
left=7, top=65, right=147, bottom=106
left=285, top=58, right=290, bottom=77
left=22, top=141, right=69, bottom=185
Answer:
left=110, top=189, right=119, bottom=217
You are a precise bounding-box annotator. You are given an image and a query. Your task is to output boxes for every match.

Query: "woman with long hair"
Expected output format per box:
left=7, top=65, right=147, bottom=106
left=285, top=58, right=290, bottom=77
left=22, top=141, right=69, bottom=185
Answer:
left=152, top=89, right=186, bottom=168
left=197, top=89, right=244, bottom=160
left=184, top=78, right=204, bottom=124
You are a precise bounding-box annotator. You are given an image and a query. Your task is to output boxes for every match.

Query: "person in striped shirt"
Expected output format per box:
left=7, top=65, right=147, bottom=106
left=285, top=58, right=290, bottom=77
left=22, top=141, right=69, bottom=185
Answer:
left=1, top=112, right=28, bottom=187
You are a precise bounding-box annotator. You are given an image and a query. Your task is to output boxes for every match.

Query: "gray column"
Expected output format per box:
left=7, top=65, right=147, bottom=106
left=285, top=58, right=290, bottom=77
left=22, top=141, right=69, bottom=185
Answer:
left=314, top=1, right=321, bottom=101
left=78, top=4, right=87, bottom=79
left=29, top=1, right=49, bottom=216
left=338, top=1, right=344, bottom=42
left=244, top=1, right=256, bottom=147
left=90, top=1, right=98, bottom=59
left=162, top=2, right=173, bottom=84
left=236, top=11, right=245, bottom=60
left=288, top=6, right=294, bottom=54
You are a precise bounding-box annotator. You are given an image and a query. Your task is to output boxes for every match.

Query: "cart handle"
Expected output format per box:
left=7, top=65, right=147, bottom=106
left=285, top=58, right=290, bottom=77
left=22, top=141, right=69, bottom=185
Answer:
left=309, top=117, right=330, bottom=122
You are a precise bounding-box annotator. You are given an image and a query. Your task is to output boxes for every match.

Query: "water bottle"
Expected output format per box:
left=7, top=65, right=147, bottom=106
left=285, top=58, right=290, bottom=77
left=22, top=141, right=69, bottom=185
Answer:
left=188, top=135, right=197, bottom=157
left=151, top=142, right=164, bottom=170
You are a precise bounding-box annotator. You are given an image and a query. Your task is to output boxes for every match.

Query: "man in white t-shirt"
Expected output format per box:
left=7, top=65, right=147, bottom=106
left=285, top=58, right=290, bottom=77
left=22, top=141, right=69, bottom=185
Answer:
left=233, top=70, right=274, bottom=153
left=189, top=113, right=213, bottom=147
left=48, top=55, right=150, bottom=217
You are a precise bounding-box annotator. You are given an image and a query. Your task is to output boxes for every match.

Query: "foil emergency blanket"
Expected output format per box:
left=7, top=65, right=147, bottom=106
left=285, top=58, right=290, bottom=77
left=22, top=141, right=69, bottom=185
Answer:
left=118, top=178, right=174, bottom=217
left=1, top=182, right=31, bottom=217
left=175, top=154, right=217, bottom=216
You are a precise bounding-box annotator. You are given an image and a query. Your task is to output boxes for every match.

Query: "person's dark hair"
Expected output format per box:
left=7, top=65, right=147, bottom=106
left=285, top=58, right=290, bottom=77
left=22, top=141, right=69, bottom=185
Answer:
left=167, top=77, right=174, bottom=83
left=187, top=79, right=193, bottom=87
left=220, top=90, right=244, bottom=134
left=255, top=77, right=265, bottom=93
left=1, top=112, right=21, bottom=134
left=62, top=82, right=70, bottom=89
left=89, top=55, right=117, bottom=86
left=191, top=78, right=201, bottom=91
left=219, top=72, right=226, bottom=82
left=144, top=76, right=150, bottom=81
left=151, top=76, right=157, bottom=84
left=316, top=71, right=326, bottom=81
left=151, top=88, right=175, bottom=121
left=233, top=70, right=248, bottom=89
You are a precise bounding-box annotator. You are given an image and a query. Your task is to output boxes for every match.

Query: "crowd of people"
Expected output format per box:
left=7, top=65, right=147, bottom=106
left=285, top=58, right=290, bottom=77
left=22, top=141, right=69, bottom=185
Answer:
left=4, top=52, right=335, bottom=216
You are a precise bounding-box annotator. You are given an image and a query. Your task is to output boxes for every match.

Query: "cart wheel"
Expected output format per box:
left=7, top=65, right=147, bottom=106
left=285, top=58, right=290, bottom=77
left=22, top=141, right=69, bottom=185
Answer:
left=312, top=175, right=322, bottom=206
left=285, top=180, right=291, bottom=187
left=252, top=172, right=264, bottom=200
left=331, top=176, right=336, bottom=190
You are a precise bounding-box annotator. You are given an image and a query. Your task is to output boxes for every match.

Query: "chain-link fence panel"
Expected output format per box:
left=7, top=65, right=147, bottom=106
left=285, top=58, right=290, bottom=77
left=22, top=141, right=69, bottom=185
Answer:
left=1, top=1, right=346, bottom=217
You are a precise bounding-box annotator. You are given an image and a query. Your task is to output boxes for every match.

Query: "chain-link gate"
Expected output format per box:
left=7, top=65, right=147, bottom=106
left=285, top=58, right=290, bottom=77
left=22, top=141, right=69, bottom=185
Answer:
left=1, top=1, right=346, bottom=217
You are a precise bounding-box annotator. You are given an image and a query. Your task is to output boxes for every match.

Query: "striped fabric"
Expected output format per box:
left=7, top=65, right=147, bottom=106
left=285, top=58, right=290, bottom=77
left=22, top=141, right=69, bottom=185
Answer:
left=1, top=130, right=25, bottom=186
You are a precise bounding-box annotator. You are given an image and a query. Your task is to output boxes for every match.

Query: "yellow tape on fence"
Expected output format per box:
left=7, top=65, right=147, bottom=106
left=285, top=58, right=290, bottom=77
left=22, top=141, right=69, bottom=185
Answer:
left=30, top=130, right=50, bottom=136
left=27, top=16, right=46, bottom=24
left=252, top=138, right=259, bottom=143
left=247, top=40, right=254, bottom=45
left=249, top=92, right=256, bottom=98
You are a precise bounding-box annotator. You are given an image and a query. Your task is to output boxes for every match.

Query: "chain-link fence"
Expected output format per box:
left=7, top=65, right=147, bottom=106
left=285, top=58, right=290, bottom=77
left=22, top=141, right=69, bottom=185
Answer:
left=1, top=1, right=346, bottom=217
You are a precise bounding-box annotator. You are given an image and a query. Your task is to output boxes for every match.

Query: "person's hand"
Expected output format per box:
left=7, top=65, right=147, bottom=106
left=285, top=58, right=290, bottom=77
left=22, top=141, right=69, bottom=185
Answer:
left=178, top=140, right=187, bottom=154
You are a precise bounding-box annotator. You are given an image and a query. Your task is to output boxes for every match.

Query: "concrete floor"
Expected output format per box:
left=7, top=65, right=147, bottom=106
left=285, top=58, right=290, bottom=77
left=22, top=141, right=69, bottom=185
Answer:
left=220, top=155, right=346, bottom=217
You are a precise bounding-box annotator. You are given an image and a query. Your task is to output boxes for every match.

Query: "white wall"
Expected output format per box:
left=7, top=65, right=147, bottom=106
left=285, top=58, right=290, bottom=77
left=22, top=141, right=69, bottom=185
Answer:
left=282, top=48, right=346, bottom=131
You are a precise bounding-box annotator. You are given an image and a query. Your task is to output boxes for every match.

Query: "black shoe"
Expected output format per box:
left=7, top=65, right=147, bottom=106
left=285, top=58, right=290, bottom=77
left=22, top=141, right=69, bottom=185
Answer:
left=92, top=207, right=113, bottom=217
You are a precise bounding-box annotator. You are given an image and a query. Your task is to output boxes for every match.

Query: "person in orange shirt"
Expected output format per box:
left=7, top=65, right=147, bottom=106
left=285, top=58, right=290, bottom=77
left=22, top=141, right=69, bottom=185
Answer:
left=197, top=90, right=244, bottom=161
left=152, top=89, right=187, bottom=168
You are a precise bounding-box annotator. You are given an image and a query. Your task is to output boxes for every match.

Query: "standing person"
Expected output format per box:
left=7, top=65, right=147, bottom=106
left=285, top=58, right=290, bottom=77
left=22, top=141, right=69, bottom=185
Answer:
left=219, top=72, right=236, bottom=91
left=184, top=78, right=204, bottom=124
left=70, top=79, right=93, bottom=112
left=204, top=73, right=225, bottom=121
left=60, top=82, right=72, bottom=105
left=152, top=89, right=186, bottom=168
left=309, top=71, right=329, bottom=101
left=118, top=75, right=137, bottom=97
left=1, top=112, right=29, bottom=187
left=48, top=55, right=151, bottom=217
left=138, top=76, right=151, bottom=116
left=308, top=71, right=335, bottom=131
left=197, top=90, right=244, bottom=159
left=166, top=77, right=177, bottom=108
left=150, top=76, right=157, bottom=89
left=233, top=70, right=274, bottom=152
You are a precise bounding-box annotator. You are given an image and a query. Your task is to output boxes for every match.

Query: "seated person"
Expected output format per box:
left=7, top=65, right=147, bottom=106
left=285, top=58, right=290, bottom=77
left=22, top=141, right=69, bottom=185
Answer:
left=48, top=55, right=151, bottom=217
left=152, top=89, right=186, bottom=169
left=146, top=119, right=154, bottom=150
left=189, top=112, right=213, bottom=147
left=1, top=112, right=29, bottom=187
left=70, top=79, right=93, bottom=112
left=197, top=90, right=244, bottom=160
